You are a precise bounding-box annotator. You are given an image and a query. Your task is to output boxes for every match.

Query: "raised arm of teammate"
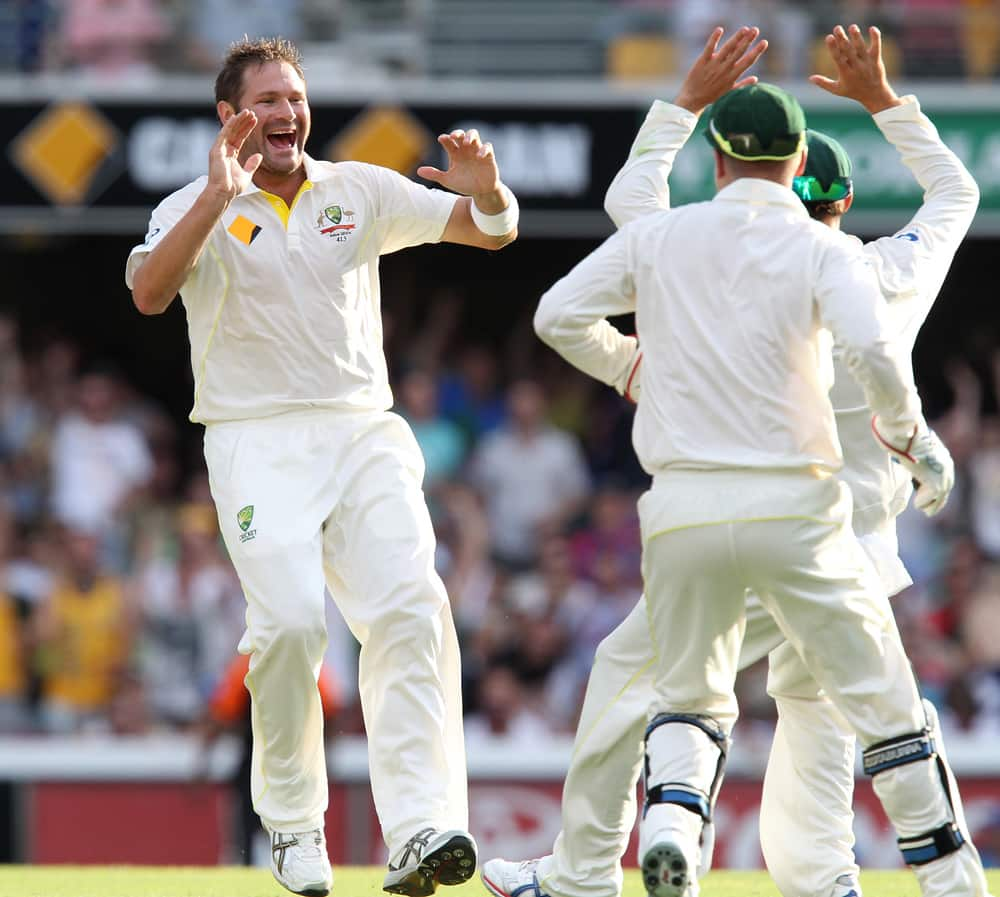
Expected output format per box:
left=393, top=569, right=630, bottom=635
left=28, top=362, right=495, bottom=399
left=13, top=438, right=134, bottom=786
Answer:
left=605, top=26, right=768, bottom=227
left=131, top=109, right=261, bottom=316
left=418, top=128, right=518, bottom=250
left=812, top=24, right=979, bottom=341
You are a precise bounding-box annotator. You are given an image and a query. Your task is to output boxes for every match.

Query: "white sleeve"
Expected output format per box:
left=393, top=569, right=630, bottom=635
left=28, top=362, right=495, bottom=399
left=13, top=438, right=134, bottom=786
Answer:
left=124, top=179, right=206, bottom=289
left=369, top=164, right=460, bottom=255
left=604, top=101, right=699, bottom=227
left=865, top=96, right=979, bottom=330
left=534, top=225, right=639, bottom=393
left=815, top=237, right=924, bottom=438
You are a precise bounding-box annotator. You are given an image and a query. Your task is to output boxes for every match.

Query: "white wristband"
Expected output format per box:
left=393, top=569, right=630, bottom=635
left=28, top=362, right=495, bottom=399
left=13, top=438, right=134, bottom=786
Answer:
left=470, top=185, right=519, bottom=236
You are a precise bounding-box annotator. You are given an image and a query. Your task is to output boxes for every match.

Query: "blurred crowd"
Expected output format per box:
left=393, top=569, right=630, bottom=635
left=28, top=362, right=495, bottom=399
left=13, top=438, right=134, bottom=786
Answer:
left=0, top=298, right=998, bottom=749
left=2, top=0, right=1000, bottom=81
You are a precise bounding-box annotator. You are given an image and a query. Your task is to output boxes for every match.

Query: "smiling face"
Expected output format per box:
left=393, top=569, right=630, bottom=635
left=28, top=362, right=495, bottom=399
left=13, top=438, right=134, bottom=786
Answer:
left=226, top=60, right=311, bottom=177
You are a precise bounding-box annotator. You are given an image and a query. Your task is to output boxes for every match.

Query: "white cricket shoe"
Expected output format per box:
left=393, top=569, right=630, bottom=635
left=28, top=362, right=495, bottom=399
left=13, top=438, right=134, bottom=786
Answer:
left=830, top=873, right=862, bottom=897
left=268, top=827, right=333, bottom=897
left=642, top=841, right=692, bottom=897
left=639, top=803, right=701, bottom=897
left=383, top=827, right=478, bottom=896
left=481, top=855, right=554, bottom=897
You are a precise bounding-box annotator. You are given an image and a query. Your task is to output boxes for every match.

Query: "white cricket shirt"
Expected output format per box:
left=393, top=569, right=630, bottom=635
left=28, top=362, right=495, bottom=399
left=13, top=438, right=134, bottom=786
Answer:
left=126, top=155, right=458, bottom=424
left=829, top=97, right=979, bottom=534
left=535, top=178, right=922, bottom=477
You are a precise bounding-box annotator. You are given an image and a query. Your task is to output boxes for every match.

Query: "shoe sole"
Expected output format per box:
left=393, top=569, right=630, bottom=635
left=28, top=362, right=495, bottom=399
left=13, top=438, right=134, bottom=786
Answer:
left=642, top=841, right=689, bottom=897
left=383, top=832, right=477, bottom=897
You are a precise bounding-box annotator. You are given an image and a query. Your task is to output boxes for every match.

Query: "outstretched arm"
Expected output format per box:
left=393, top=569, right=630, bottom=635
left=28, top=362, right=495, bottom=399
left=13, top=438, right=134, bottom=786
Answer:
left=812, top=25, right=979, bottom=333
left=418, top=129, right=517, bottom=250
left=605, top=26, right=768, bottom=227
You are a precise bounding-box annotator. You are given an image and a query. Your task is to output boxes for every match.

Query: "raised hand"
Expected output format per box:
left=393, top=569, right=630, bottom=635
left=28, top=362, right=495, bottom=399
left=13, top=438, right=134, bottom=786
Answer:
left=417, top=129, right=503, bottom=206
left=810, top=24, right=902, bottom=114
left=674, top=26, right=769, bottom=116
left=207, top=109, right=263, bottom=204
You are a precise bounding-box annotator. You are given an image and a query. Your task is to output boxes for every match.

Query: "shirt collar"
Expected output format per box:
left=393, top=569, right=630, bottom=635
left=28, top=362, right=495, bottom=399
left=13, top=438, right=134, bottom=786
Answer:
left=713, top=178, right=807, bottom=216
left=240, top=153, right=332, bottom=197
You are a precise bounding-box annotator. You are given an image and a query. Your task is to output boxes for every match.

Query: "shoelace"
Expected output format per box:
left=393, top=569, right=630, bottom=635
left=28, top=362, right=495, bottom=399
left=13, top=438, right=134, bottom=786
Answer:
left=299, top=830, right=324, bottom=860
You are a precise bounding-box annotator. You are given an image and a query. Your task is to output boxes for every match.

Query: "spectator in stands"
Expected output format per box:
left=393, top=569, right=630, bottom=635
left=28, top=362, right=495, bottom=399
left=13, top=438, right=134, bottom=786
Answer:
left=970, top=416, right=1000, bottom=558
left=183, top=0, right=304, bottom=71
left=55, top=0, right=169, bottom=77
left=434, top=480, right=500, bottom=639
left=397, top=367, right=467, bottom=490
left=135, top=502, right=245, bottom=729
left=469, top=379, right=591, bottom=568
left=438, top=345, right=508, bottom=442
left=0, top=506, right=29, bottom=732
left=49, top=366, right=153, bottom=536
left=569, top=477, right=642, bottom=587
left=463, top=663, right=552, bottom=743
left=35, top=527, right=134, bottom=732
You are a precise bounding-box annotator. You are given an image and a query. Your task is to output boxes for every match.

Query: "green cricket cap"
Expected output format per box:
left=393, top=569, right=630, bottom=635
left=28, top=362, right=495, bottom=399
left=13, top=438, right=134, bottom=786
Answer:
left=706, top=83, right=806, bottom=161
left=792, top=129, right=854, bottom=202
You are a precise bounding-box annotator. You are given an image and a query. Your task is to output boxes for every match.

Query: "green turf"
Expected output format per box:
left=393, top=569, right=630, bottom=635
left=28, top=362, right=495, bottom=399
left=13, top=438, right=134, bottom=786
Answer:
left=0, top=867, right=996, bottom=897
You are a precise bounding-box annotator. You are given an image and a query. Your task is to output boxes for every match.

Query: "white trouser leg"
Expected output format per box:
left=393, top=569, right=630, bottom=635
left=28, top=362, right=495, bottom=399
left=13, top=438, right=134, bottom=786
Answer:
left=542, top=593, right=783, bottom=897
left=206, top=420, right=333, bottom=834
left=323, top=412, right=467, bottom=856
left=763, top=641, right=858, bottom=897
left=640, top=521, right=747, bottom=876
left=544, top=600, right=654, bottom=897
left=739, top=516, right=985, bottom=897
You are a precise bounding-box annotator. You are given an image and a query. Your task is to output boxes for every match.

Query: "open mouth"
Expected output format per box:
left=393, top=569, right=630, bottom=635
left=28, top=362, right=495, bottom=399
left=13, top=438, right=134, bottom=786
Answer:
left=266, top=130, right=296, bottom=149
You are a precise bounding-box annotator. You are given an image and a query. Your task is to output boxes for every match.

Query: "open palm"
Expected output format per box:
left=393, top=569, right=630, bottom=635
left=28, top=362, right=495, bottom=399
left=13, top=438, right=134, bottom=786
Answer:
left=209, top=109, right=263, bottom=201
left=417, top=129, right=500, bottom=197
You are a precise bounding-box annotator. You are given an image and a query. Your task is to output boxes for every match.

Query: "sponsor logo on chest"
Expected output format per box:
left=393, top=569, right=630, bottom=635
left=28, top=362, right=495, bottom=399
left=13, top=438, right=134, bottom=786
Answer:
left=316, top=204, right=357, bottom=242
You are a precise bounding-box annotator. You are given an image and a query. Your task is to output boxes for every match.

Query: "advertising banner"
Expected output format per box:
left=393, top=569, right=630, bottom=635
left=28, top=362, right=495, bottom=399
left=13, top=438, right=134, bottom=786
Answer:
left=4, top=92, right=999, bottom=237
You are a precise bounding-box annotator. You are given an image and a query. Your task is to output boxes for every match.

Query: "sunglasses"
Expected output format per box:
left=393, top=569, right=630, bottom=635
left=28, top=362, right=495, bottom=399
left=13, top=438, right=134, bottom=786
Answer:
left=792, top=175, right=853, bottom=202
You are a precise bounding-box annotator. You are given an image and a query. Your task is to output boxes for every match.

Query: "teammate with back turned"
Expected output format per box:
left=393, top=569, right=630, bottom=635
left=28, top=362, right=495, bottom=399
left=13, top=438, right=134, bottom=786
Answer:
left=487, top=23, right=991, bottom=897
left=483, top=23, right=991, bottom=897
left=125, top=36, right=518, bottom=897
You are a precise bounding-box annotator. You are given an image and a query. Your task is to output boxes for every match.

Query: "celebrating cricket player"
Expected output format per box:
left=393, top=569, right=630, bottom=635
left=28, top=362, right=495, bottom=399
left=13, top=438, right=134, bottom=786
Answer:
left=484, top=24, right=991, bottom=897
left=125, top=37, right=517, bottom=897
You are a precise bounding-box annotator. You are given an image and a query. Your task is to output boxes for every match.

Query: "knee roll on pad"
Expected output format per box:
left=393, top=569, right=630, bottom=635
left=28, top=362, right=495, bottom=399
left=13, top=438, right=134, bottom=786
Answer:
left=643, top=713, right=728, bottom=822
left=862, top=730, right=934, bottom=776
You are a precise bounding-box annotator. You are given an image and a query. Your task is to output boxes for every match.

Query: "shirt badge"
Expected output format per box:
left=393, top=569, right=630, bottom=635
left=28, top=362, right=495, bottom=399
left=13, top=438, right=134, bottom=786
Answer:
left=317, top=204, right=357, bottom=242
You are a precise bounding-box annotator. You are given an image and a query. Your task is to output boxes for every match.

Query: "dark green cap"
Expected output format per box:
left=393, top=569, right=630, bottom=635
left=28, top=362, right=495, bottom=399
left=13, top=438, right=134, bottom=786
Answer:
left=706, top=83, right=806, bottom=161
left=792, top=129, right=853, bottom=202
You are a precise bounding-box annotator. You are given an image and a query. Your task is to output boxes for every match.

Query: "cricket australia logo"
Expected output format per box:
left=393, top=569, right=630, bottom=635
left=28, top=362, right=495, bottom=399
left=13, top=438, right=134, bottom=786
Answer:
left=237, top=505, right=256, bottom=543
left=317, top=204, right=357, bottom=242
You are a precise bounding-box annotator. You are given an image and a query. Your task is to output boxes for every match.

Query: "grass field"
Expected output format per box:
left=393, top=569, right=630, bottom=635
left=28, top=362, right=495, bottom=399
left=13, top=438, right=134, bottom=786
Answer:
left=0, top=867, right=997, bottom=897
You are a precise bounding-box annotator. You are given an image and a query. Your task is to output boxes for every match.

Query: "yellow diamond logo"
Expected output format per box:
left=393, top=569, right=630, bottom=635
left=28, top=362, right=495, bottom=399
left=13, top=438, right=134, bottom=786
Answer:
left=12, top=102, right=118, bottom=205
left=326, top=106, right=432, bottom=174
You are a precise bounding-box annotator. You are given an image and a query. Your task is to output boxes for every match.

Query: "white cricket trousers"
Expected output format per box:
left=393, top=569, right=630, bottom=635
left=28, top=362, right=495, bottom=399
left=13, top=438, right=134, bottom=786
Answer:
left=640, top=470, right=982, bottom=897
left=204, top=408, right=467, bottom=853
left=540, top=471, right=988, bottom=897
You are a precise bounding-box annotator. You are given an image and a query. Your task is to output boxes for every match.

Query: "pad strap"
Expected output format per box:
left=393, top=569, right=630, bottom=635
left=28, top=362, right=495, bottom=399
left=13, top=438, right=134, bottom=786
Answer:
left=646, top=784, right=710, bottom=821
left=899, top=823, right=965, bottom=866
left=862, top=730, right=934, bottom=776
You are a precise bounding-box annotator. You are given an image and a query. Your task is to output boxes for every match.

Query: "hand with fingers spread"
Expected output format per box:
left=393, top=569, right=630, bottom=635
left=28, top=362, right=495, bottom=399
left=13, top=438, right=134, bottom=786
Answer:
left=417, top=128, right=506, bottom=212
left=207, top=109, right=264, bottom=206
left=674, top=26, right=769, bottom=117
left=810, top=24, right=902, bottom=114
